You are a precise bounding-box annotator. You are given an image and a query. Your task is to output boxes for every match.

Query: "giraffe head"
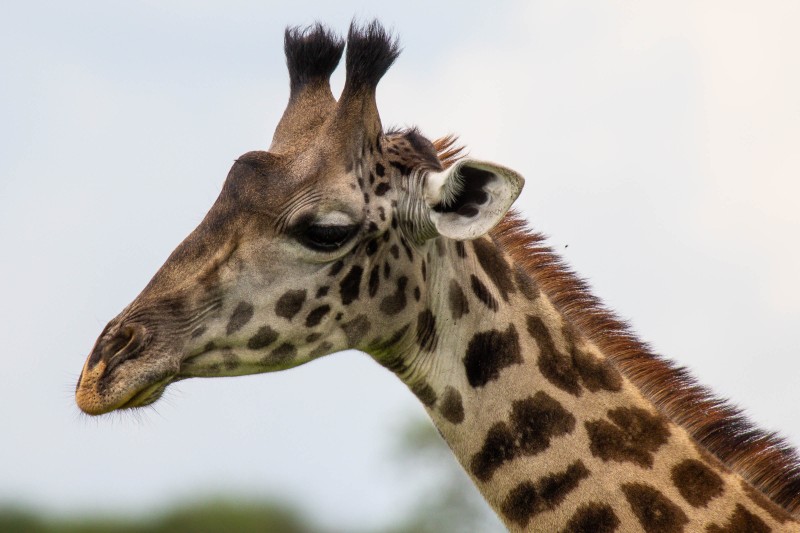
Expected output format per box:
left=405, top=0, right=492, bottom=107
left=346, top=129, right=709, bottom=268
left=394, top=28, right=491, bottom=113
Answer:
left=75, top=22, right=523, bottom=415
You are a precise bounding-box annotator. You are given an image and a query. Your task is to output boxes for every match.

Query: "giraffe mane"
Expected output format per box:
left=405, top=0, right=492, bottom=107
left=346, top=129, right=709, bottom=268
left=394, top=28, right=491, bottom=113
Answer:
left=432, top=135, right=466, bottom=170
left=488, top=211, right=800, bottom=515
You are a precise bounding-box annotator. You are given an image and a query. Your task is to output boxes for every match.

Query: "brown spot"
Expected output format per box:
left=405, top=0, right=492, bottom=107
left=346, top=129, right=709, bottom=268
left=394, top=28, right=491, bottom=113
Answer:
left=470, top=274, right=499, bottom=311
left=305, top=305, right=331, bottom=328
left=247, top=326, right=278, bottom=350
left=470, top=392, right=575, bottom=481
left=389, top=244, right=400, bottom=259
left=471, top=423, right=516, bottom=482
left=222, top=351, right=240, bottom=371
left=380, top=276, right=408, bottom=315
left=463, top=324, right=522, bottom=388
left=448, top=280, right=469, bottom=320
left=706, top=504, right=770, bottom=533
left=514, top=265, right=539, bottom=301
left=382, top=261, right=391, bottom=279
left=512, top=393, right=575, bottom=455
left=305, top=332, right=322, bottom=343
left=339, top=266, right=363, bottom=305
left=561, top=322, right=579, bottom=345
left=671, top=459, right=724, bottom=508
left=439, top=386, right=464, bottom=424
left=472, top=238, right=515, bottom=301
left=415, top=309, right=437, bottom=352
left=741, top=481, right=792, bottom=524
left=190, top=326, right=207, bottom=338
left=411, top=381, right=437, bottom=407
left=622, top=483, right=688, bottom=533
left=501, top=461, right=590, bottom=528
left=455, top=240, right=467, bottom=258
left=585, top=407, right=670, bottom=468
left=315, top=286, right=329, bottom=298
left=275, top=289, right=306, bottom=320
left=527, top=314, right=582, bottom=396
left=434, top=237, right=445, bottom=257
left=368, top=265, right=380, bottom=297
left=561, top=503, right=620, bottom=533
left=226, top=302, right=254, bottom=335
left=413, top=286, right=421, bottom=301
left=268, top=343, right=296, bottom=363
left=309, top=341, right=333, bottom=358
left=400, top=238, right=413, bottom=261
left=343, top=314, right=371, bottom=346
left=328, top=260, right=344, bottom=276
left=572, top=347, right=623, bottom=392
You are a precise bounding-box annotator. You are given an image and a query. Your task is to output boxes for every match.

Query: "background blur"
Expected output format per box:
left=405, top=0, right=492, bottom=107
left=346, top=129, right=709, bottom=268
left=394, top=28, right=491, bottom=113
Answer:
left=2, top=1, right=799, bottom=531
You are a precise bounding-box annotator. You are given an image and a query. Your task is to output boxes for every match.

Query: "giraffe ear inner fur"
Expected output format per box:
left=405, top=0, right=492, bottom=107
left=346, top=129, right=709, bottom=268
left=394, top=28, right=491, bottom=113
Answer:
left=425, top=159, right=524, bottom=240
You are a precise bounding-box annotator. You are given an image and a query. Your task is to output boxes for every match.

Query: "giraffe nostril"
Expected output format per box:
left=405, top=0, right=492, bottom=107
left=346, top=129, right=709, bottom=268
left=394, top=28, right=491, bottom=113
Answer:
left=104, top=326, right=137, bottom=359
left=86, top=323, right=147, bottom=371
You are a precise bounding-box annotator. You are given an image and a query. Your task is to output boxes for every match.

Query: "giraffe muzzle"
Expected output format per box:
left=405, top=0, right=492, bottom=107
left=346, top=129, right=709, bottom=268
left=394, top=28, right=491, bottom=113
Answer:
left=76, top=321, right=177, bottom=415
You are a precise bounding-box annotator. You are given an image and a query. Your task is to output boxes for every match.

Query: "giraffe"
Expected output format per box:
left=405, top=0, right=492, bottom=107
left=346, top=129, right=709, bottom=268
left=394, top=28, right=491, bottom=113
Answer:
left=75, top=22, right=800, bottom=532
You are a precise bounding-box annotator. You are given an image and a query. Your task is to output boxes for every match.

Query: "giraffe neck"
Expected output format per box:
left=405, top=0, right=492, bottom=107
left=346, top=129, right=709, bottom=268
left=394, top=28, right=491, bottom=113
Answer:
left=374, top=233, right=798, bottom=532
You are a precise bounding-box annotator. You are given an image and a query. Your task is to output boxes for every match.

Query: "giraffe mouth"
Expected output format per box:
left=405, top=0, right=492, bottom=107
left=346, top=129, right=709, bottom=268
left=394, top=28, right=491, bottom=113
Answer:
left=118, top=376, right=173, bottom=409
left=76, top=356, right=178, bottom=415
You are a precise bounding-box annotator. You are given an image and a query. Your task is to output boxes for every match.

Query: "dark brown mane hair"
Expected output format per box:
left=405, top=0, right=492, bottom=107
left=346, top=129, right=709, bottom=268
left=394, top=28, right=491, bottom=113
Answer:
left=433, top=136, right=800, bottom=515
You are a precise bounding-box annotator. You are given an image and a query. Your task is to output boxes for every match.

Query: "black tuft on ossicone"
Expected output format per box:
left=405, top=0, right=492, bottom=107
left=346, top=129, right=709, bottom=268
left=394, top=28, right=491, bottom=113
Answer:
left=284, top=23, right=345, bottom=94
left=343, top=20, right=401, bottom=92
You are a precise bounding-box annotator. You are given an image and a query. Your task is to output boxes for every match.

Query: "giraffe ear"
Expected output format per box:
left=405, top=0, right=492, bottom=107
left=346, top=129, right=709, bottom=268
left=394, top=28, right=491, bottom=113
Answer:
left=424, top=159, right=524, bottom=240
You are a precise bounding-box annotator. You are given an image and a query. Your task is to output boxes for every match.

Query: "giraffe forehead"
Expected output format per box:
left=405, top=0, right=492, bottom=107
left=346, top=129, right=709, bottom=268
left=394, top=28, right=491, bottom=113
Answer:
left=215, top=151, right=375, bottom=232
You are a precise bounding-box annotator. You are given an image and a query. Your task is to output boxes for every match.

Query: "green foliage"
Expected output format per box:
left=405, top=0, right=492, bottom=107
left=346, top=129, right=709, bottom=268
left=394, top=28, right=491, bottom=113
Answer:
left=0, top=500, right=318, bottom=533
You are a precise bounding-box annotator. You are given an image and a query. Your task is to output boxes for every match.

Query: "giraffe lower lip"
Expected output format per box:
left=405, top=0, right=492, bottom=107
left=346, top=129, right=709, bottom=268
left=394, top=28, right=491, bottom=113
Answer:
left=120, top=378, right=171, bottom=409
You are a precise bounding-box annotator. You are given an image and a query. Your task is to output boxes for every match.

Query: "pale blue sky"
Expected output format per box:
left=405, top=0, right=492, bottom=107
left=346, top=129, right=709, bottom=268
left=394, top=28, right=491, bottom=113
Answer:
left=2, top=1, right=799, bottom=529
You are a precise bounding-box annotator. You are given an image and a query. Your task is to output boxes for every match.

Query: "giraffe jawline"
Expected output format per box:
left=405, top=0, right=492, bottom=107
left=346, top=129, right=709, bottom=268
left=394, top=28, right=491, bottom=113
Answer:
left=119, top=377, right=172, bottom=410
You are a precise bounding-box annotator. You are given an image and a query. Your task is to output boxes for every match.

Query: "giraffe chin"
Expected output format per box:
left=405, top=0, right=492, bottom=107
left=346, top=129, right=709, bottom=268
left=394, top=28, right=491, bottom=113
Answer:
left=75, top=359, right=176, bottom=415
left=118, top=379, right=172, bottom=410
left=76, top=377, right=173, bottom=415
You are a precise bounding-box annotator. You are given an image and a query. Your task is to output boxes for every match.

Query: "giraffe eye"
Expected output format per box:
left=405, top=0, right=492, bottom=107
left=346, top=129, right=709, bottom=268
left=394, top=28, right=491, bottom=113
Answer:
left=299, top=224, right=359, bottom=252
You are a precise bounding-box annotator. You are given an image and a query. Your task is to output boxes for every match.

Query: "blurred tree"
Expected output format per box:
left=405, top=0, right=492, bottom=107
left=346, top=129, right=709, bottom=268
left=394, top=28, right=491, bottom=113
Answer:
left=388, top=416, right=505, bottom=533
left=150, top=499, right=316, bottom=533
left=0, top=500, right=321, bottom=533
left=0, top=507, right=48, bottom=533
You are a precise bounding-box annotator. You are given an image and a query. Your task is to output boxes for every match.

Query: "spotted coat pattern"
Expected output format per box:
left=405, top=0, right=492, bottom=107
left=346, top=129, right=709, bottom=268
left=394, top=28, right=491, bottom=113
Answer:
left=75, top=22, right=800, bottom=533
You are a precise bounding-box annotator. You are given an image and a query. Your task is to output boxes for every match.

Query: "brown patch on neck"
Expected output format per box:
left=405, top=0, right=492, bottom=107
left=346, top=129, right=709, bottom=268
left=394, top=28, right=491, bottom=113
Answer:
left=490, top=211, right=800, bottom=517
